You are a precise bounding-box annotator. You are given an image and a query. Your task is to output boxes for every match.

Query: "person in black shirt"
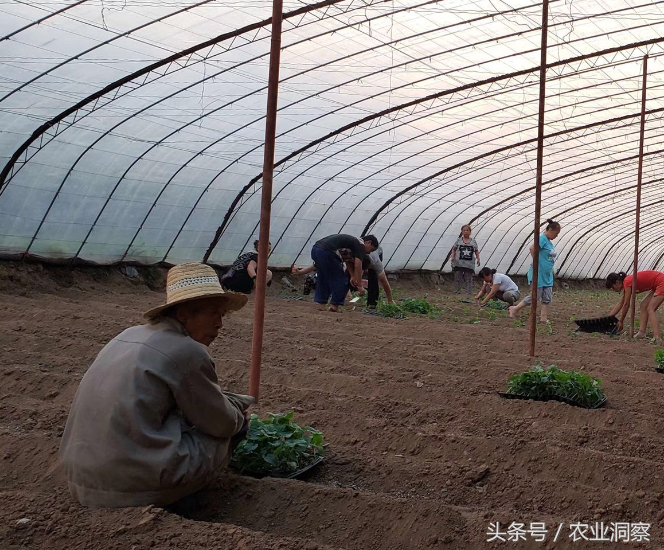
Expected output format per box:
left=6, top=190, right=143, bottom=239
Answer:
left=309, top=234, right=378, bottom=311
left=221, top=240, right=272, bottom=294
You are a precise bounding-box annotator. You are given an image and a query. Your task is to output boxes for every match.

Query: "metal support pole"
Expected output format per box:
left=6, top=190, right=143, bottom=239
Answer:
left=528, top=0, right=549, bottom=357
left=249, top=0, right=283, bottom=401
left=629, top=55, right=648, bottom=338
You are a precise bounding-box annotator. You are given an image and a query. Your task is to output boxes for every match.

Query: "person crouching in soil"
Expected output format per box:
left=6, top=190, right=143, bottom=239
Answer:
left=59, top=263, right=254, bottom=508
left=308, top=233, right=378, bottom=312
left=475, top=267, right=520, bottom=306
left=606, top=270, right=664, bottom=343
left=221, top=239, right=273, bottom=294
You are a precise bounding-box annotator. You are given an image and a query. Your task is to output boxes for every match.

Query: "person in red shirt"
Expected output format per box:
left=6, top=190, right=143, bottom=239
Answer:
left=607, top=270, right=664, bottom=342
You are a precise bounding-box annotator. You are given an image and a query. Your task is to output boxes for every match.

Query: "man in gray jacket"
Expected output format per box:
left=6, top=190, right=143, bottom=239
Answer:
left=60, top=263, right=253, bottom=508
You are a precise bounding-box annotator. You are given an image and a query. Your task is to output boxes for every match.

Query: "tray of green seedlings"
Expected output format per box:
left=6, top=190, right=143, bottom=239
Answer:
left=231, top=412, right=326, bottom=479
left=499, top=364, right=606, bottom=409
left=655, top=349, right=664, bottom=374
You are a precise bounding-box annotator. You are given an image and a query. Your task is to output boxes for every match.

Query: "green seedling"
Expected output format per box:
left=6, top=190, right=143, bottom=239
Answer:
left=512, top=318, right=525, bottom=328
left=656, top=349, right=664, bottom=370
left=400, top=297, right=439, bottom=315
left=372, top=302, right=407, bottom=319
left=231, top=412, right=326, bottom=475
left=506, top=364, right=605, bottom=408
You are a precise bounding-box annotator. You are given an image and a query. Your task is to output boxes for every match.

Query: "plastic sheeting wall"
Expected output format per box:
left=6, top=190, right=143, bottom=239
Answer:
left=1, top=0, right=663, bottom=277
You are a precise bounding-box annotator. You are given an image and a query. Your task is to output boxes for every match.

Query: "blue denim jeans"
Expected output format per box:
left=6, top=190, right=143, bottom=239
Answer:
left=311, top=245, right=347, bottom=306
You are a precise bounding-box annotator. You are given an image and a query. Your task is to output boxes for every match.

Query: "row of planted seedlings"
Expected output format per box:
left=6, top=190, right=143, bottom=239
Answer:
left=360, top=291, right=510, bottom=322
left=232, top=352, right=663, bottom=479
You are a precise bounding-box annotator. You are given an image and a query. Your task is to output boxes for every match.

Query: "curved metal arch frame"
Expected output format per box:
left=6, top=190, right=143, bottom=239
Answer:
left=560, top=198, right=664, bottom=278
left=505, top=145, right=664, bottom=275
left=263, top=57, right=664, bottom=265
left=432, top=131, right=664, bottom=274
left=464, top=127, right=664, bottom=275
left=0, top=0, right=89, bottom=42
left=11, top=5, right=658, bottom=267
left=520, top=178, right=664, bottom=277
left=70, top=0, right=435, bottom=261
left=378, top=106, right=664, bottom=270
left=359, top=41, right=664, bottom=240
left=241, top=71, right=553, bottom=261
left=284, top=67, right=664, bottom=268
left=583, top=207, right=664, bottom=278
left=110, top=0, right=554, bottom=262
left=205, top=37, right=664, bottom=262
left=0, top=0, right=370, bottom=191
left=553, top=193, right=664, bottom=277
left=556, top=188, right=664, bottom=278
left=0, top=0, right=231, bottom=105
left=20, top=0, right=537, bottom=261
left=170, top=0, right=664, bottom=262
left=485, top=170, right=661, bottom=277
left=593, top=206, right=664, bottom=278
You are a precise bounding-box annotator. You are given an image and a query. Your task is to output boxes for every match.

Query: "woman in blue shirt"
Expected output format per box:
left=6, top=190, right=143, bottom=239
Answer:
left=508, top=219, right=561, bottom=323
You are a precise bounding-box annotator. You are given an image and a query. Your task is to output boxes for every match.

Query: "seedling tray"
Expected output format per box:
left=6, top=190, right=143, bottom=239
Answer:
left=498, top=391, right=607, bottom=409
left=234, top=457, right=324, bottom=480
left=574, top=315, right=618, bottom=334
left=656, top=367, right=664, bottom=374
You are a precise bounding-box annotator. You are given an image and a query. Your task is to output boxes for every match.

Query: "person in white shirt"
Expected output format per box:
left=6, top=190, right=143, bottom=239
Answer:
left=475, top=267, right=520, bottom=306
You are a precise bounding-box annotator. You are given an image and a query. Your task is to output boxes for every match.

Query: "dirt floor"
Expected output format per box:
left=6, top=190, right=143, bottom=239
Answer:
left=1, top=261, right=663, bottom=549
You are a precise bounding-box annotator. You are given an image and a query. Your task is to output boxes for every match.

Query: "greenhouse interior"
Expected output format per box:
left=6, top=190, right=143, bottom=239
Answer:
left=2, top=1, right=664, bottom=549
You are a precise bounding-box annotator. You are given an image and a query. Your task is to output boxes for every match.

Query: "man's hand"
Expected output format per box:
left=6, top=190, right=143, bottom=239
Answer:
left=291, top=266, right=300, bottom=274
left=477, top=259, right=481, bottom=266
left=350, top=277, right=361, bottom=289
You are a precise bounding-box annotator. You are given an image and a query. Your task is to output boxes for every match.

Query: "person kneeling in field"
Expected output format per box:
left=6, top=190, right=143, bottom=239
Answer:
left=221, top=239, right=273, bottom=294
left=475, top=267, right=520, bottom=306
left=60, top=263, right=254, bottom=508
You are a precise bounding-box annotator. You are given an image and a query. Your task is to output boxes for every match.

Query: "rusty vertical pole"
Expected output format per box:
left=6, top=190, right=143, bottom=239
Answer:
left=249, top=0, right=283, bottom=401
left=529, top=0, right=549, bottom=357
left=629, top=55, right=648, bottom=338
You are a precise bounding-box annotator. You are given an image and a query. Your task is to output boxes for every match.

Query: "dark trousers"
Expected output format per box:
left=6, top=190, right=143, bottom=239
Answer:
left=367, top=252, right=383, bottom=306
left=311, top=245, right=347, bottom=306
left=367, top=269, right=379, bottom=306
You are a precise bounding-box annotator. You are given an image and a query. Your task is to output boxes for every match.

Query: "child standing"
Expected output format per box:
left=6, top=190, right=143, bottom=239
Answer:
left=450, top=224, right=480, bottom=295
left=509, top=219, right=561, bottom=323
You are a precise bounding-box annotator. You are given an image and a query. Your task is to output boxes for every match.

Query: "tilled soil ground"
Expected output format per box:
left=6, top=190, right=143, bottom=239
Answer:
left=1, top=262, right=663, bottom=549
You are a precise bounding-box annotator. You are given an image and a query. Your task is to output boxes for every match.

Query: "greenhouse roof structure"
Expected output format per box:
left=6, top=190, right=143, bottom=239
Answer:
left=1, top=0, right=663, bottom=278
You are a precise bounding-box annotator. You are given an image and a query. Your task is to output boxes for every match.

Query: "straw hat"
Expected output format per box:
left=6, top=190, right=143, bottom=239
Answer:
left=144, top=263, right=247, bottom=319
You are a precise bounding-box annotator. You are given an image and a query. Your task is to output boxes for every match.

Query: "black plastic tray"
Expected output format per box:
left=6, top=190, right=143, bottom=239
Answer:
left=574, top=316, right=618, bottom=334
left=235, top=456, right=324, bottom=480
left=656, top=367, right=664, bottom=374
left=498, top=391, right=607, bottom=409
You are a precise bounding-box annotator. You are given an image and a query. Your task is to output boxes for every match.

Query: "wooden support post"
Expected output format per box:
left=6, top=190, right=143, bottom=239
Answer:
left=629, top=55, right=648, bottom=338
left=249, top=0, right=283, bottom=401
left=529, top=0, right=549, bottom=357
